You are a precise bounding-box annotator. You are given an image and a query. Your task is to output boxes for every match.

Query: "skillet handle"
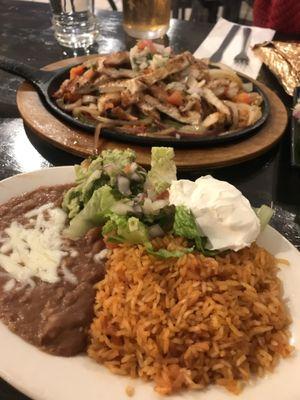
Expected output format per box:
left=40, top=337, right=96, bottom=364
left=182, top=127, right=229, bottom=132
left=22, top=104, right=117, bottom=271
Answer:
left=0, top=56, right=53, bottom=87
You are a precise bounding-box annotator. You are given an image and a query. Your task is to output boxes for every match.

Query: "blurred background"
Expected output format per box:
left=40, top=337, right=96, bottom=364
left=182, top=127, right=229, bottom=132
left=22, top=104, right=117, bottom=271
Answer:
left=21, top=0, right=253, bottom=24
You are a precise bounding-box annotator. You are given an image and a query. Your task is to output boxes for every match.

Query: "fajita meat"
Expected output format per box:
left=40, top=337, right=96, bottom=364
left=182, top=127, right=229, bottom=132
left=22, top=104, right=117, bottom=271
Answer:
left=53, top=41, right=264, bottom=138
left=144, top=94, right=201, bottom=125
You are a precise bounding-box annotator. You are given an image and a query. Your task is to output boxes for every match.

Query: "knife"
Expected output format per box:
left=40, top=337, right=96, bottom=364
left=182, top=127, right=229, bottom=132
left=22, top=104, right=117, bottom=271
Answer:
left=210, top=24, right=240, bottom=63
left=291, top=87, right=300, bottom=168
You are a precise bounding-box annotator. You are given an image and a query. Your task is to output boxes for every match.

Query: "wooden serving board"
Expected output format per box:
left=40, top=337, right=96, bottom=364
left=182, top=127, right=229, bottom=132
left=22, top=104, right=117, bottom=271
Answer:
left=17, top=56, right=288, bottom=170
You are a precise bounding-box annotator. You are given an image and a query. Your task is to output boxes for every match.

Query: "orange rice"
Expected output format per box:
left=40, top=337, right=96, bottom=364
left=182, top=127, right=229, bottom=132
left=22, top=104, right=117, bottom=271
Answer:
left=88, top=236, right=293, bottom=395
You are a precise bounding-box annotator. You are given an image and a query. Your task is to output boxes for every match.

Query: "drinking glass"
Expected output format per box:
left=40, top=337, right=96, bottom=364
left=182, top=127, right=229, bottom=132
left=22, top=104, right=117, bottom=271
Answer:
left=49, top=0, right=98, bottom=48
left=122, top=0, right=171, bottom=40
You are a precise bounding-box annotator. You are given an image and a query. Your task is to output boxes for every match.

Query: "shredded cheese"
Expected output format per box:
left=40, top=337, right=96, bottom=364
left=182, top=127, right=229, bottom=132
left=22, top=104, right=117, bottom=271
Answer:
left=0, top=204, right=68, bottom=284
left=62, top=265, right=78, bottom=285
left=93, top=248, right=110, bottom=263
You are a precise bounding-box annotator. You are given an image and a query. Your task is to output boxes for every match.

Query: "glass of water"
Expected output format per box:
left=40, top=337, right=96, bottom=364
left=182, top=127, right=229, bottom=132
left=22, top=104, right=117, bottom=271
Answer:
left=49, top=0, right=98, bottom=49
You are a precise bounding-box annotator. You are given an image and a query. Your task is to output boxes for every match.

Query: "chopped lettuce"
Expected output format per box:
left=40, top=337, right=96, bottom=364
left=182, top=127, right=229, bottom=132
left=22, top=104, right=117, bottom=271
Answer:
left=62, top=169, right=105, bottom=219
left=74, top=149, right=136, bottom=187
left=64, top=185, right=116, bottom=239
left=102, top=149, right=136, bottom=186
left=255, top=205, right=274, bottom=231
left=62, top=149, right=147, bottom=221
left=145, top=147, right=176, bottom=195
left=173, top=205, right=203, bottom=239
left=173, top=206, right=217, bottom=256
left=102, top=210, right=193, bottom=258
left=103, top=215, right=148, bottom=244
left=146, top=245, right=194, bottom=259
left=74, top=156, right=104, bottom=183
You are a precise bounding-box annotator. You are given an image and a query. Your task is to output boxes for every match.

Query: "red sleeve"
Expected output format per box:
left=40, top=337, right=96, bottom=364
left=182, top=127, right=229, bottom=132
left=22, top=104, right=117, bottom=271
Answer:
left=253, top=0, right=300, bottom=34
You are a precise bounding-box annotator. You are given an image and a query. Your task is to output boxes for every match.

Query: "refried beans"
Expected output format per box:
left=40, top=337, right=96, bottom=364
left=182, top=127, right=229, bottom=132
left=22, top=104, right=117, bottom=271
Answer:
left=0, top=184, right=106, bottom=356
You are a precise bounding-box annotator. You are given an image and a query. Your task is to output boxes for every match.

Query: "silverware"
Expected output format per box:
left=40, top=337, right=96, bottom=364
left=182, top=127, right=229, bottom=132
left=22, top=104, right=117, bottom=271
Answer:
left=210, top=24, right=240, bottom=63
left=234, top=27, right=252, bottom=66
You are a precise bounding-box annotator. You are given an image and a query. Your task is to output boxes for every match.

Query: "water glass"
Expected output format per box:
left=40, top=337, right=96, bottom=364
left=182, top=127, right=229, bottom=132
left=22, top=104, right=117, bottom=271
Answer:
left=122, top=0, right=171, bottom=40
left=49, top=0, right=98, bottom=48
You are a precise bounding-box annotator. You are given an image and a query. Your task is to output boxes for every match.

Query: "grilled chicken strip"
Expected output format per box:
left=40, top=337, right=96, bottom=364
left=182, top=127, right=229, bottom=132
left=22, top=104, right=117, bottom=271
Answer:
left=136, top=101, right=161, bottom=121
left=95, top=51, right=130, bottom=68
left=53, top=68, right=99, bottom=100
left=201, top=88, right=230, bottom=116
left=97, top=93, right=121, bottom=114
left=144, top=95, right=201, bottom=125
left=99, top=68, right=137, bottom=79
left=140, top=52, right=194, bottom=86
left=98, top=78, right=146, bottom=95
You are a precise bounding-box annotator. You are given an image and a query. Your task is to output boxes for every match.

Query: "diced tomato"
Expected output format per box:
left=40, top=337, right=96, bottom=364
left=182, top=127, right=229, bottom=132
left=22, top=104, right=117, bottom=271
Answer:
left=137, top=39, right=156, bottom=52
left=69, top=65, right=85, bottom=79
left=233, top=92, right=251, bottom=104
left=157, top=190, right=169, bottom=200
left=167, top=90, right=183, bottom=107
left=123, top=164, right=132, bottom=174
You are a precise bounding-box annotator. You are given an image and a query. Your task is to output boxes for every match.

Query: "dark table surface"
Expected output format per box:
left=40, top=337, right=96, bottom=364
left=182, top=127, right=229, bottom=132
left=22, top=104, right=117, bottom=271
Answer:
left=0, top=1, right=299, bottom=399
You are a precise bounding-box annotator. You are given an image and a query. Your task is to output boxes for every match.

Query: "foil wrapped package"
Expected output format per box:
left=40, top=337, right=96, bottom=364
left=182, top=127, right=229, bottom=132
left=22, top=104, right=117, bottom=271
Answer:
left=253, top=41, right=300, bottom=96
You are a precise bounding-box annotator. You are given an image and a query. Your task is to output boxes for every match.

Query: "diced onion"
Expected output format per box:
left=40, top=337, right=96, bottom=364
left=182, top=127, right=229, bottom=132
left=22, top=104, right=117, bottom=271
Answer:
left=111, top=202, right=134, bottom=215
left=58, top=98, right=82, bottom=111
left=132, top=204, right=142, bottom=214
left=131, top=172, right=141, bottom=181
left=117, top=176, right=131, bottom=196
left=143, top=198, right=168, bottom=214
left=242, top=82, right=253, bottom=93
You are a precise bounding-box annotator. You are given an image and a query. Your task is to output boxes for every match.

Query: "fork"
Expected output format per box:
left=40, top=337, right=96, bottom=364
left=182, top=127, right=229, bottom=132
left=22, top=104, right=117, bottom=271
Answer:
left=234, top=27, right=252, bottom=66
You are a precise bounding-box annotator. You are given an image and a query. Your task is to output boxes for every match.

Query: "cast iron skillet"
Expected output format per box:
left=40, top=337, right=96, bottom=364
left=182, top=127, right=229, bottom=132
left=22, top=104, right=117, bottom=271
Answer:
left=0, top=55, right=269, bottom=148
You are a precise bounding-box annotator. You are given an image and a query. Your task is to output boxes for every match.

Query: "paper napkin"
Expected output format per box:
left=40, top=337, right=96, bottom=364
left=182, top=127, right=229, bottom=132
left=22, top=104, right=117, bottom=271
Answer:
left=194, top=18, right=275, bottom=79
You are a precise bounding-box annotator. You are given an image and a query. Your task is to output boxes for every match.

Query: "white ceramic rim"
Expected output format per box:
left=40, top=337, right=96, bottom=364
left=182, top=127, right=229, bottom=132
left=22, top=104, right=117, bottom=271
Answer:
left=0, top=167, right=299, bottom=400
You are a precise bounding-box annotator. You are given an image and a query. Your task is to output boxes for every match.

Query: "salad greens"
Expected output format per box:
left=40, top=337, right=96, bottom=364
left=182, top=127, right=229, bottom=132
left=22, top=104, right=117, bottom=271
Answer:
left=103, top=215, right=149, bottom=245
left=255, top=205, right=274, bottom=231
left=64, top=185, right=116, bottom=238
left=145, top=147, right=177, bottom=196
left=174, top=206, right=217, bottom=256
left=145, top=244, right=194, bottom=259
left=63, top=147, right=274, bottom=258
left=62, top=149, right=146, bottom=222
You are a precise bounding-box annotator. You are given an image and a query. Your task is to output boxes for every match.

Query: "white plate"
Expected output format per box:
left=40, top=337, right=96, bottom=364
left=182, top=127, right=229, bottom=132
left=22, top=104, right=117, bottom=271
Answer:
left=0, top=167, right=299, bottom=400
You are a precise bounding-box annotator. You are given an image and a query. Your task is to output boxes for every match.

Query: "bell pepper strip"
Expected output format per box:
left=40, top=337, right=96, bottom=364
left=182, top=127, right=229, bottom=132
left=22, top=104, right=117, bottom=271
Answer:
left=69, top=65, right=85, bottom=80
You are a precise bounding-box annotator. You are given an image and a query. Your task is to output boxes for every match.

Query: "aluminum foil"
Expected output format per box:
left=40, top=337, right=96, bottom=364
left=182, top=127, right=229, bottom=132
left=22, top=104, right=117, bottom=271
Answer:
left=253, top=41, right=300, bottom=96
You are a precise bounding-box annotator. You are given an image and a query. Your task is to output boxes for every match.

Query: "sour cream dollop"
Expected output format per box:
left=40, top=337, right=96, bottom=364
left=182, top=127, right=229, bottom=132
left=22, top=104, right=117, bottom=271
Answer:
left=169, top=175, right=260, bottom=251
